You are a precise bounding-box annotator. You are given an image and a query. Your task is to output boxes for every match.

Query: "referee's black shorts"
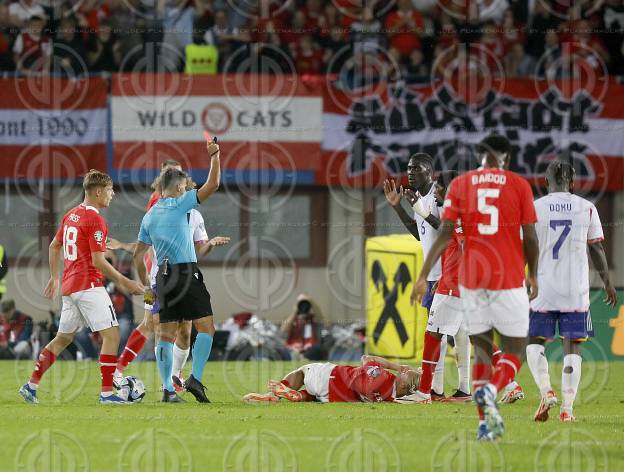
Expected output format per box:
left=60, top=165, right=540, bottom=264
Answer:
left=156, top=262, right=213, bottom=322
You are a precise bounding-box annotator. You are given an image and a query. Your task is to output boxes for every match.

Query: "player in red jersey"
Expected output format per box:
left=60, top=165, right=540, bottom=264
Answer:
left=242, top=355, right=421, bottom=403
left=19, top=170, right=144, bottom=405
left=411, top=135, right=539, bottom=440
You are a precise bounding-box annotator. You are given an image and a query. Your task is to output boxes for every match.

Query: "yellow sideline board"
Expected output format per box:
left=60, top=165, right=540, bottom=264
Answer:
left=366, top=234, right=428, bottom=361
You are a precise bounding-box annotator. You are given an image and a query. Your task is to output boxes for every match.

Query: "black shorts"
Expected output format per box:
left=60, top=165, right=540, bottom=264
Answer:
left=156, top=262, right=213, bottom=323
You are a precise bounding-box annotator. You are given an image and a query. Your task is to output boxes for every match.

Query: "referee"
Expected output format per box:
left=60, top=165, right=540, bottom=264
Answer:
left=133, top=139, right=220, bottom=403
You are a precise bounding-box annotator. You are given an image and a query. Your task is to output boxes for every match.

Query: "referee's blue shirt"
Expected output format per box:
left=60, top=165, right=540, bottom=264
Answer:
left=138, top=189, right=199, bottom=265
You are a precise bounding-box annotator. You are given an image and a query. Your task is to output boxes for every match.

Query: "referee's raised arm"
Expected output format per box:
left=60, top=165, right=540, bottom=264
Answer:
left=197, top=139, right=221, bottom=203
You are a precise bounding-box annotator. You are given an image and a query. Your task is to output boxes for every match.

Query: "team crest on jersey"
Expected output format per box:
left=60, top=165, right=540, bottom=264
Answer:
left=69, top=213, right=80, bottom=222
left=367, top=366, right=381, bottom=378
left=94, top=230, right=104, bottom=243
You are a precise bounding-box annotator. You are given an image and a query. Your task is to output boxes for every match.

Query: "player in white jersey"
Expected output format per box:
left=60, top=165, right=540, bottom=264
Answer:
left=384, top=153, right=470, bottom=401
left=527, top=160, right=617, bottom=422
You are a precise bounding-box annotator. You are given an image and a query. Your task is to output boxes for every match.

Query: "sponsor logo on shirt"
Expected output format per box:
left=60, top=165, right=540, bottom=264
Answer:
left=367, top=365, right=381, bottom=379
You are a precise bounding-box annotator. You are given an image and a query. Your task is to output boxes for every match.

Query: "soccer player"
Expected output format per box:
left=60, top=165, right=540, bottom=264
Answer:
left=133, top=138, right=221, bottom=403
left=383, top=153, right=457, bottom=400
left=19, top=170, right=144, bottom=404
left=411, top=135, right=540, bottom=440
left=403, top=171, right=471, bottom=403
left=243, top=355, right=421, bottom=403
left=527, top=160, right=617, bottom=422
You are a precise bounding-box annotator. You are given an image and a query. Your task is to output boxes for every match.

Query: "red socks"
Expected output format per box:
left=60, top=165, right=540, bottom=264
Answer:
left=491, top=343, right=503, bottom=366
left=491, top=353, right=522, bottom=392
left=100, top=354, right=117, bottom=393
left=472, top=363, right=491, bottom=420
left=419, top=332, right=442, bottom=394
left=116, top=329, right=147, bottom=372
left=30, top=348, right=57, bottom=385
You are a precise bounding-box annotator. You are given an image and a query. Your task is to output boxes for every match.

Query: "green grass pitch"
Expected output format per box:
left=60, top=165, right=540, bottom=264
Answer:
left=2, top=359, right=623, bottom=471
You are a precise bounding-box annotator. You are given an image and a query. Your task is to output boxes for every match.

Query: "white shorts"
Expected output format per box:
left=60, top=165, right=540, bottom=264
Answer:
left=301, top=362, right=336, bottom=403
left=427, top=293, right=464, bottom=336
left=460, top=286, right=529, bottom=338
left=58, top=287, right=119, bottom=334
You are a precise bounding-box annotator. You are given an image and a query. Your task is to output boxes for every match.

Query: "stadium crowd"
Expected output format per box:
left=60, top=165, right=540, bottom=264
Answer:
left=1, top=0, right=624, bottom=80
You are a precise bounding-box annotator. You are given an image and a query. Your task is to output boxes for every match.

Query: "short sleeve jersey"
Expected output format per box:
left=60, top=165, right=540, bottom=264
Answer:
left=436, top=221, right=463, bottom=297
left=138, top=189, right=200, bottom=265
left=328, top=362, right=396, bottom=403
left=414, top=185, right=442, bottom=281
left=54, top=204, right=108, bottom=295
left=145, top=192, right=159, bottom=284
left=531, top=192, right=604, bottom=312
left=442, top=168, right=537, bottom=290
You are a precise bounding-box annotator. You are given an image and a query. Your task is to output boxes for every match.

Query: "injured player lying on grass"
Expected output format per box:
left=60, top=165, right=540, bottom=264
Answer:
left=243, top=355, right=422, bottom=403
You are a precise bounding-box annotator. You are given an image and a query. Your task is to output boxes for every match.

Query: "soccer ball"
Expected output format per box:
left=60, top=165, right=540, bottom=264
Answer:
left=117, top=376, right=146, bottom=402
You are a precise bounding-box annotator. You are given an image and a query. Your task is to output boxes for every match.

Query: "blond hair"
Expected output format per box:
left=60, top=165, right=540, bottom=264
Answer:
left=151, top=159, right=183, bottom=192
left=83, top=169, right=112, bottom=192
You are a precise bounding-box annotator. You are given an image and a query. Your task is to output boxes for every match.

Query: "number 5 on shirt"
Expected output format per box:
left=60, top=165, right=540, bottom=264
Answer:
left=477, top=188, right=500, bottom=235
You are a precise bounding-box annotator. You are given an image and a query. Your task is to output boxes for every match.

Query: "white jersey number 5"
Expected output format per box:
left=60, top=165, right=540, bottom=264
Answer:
left=477, top=188, right=500, bottom=235
left=63, top=225, right=78, bottom=261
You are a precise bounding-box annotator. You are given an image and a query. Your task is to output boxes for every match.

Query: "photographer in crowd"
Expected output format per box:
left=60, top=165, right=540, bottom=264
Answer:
left=281, top=294, right=324, bottom=361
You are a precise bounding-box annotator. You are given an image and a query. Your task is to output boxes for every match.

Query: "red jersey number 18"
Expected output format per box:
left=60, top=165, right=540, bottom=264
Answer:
left=477, top=188, right=500, bottom=235
left=63, top=225, right=78, bottom=261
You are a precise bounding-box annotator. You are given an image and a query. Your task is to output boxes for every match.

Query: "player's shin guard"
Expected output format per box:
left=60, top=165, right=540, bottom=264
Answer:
left=419, top=332, right=442, bottom=394
left=191, top=333, right=213, bottom=383
left=526, top=344, right=552, bottom=396
left=156, top=341, right=175, bottom=392
left=491, top=353, right=522, bottom=394
left=172, top=344, right=190, bottom=377
left=561, top=354, right=582, bottom=410
left=29, top=348, right=57, bottom=388
left=431, top=336, right=447, bottom=394
left=455, top=327, right=471, bottom=394
left=116, top=329, right=147, bottom=373
left=473, top=363, right=491, bottom=420
left=99, top=354, right=117, bottom=395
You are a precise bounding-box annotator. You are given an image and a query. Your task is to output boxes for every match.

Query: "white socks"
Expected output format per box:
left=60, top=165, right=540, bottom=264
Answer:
left=172, top=344, right=190, bottom=378
left=454, top=327, right=471, bottom=394
left=526, top=344, right=553, bottom=397
left=562, top=354, right=582, bottom=410
left=432, top=336, right=447, bottom=394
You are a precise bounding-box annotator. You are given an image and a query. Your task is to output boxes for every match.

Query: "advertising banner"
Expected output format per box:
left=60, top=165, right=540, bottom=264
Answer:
left=0, top=77, right=108, bottom=180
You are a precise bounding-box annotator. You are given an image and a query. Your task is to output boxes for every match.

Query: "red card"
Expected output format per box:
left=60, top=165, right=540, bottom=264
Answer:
left=203, top=131, right=212, bottom=142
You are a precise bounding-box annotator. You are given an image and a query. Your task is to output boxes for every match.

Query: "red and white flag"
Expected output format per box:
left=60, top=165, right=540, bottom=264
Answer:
left=0, top=77, right=108, bottom=180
